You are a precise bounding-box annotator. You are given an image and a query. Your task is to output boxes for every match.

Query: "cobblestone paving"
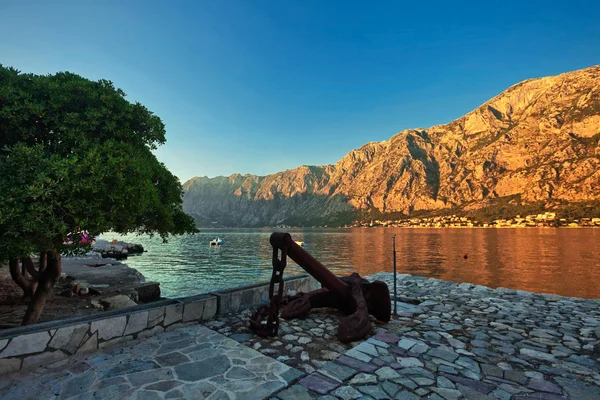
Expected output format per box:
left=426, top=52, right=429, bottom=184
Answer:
left=268, top=274, right=600, bottom=400
left=0, top=324, right=302, bottom=400
left=204, top=308, right=365, bottom=375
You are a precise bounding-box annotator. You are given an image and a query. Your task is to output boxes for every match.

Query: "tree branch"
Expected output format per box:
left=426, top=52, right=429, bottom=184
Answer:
left=9, top=258, right=37, bottom=299
left=23, top=256, right=40, bottom=280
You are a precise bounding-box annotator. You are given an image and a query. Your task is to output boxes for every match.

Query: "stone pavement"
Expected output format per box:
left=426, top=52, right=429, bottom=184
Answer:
left=0, top=324, right=302, bottom=400
left=269, top=273, right=600, bottom=400
left=1, top=273, right=599, bottom=399
left=204, top=308, right=358, bottom=375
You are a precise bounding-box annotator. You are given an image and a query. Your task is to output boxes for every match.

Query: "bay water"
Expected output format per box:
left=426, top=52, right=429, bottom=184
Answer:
left=99, top=228, right=600, bottom=299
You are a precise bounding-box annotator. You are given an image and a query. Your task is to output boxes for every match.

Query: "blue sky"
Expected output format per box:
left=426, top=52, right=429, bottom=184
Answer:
left=1, top=0, right=599, bottom=182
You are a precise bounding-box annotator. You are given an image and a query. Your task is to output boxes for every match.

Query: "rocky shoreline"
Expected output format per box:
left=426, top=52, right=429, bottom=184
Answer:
left=208, top=273, right=600, bottom=399
left=92, top=239, right=145, bottom=260
left=0, top=241, right=156, bottom=329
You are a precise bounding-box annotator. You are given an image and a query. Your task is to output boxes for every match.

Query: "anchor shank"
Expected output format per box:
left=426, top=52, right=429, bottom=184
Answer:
left=270, top=232, right=348, bottom=297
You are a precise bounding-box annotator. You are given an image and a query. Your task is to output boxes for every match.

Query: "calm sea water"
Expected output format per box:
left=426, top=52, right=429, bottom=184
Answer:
left=99, top=228, right=600, bottom=299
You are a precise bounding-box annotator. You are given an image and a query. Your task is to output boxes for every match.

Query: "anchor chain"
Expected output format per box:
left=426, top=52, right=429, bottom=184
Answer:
left=249, top=242, right=288, bottom=336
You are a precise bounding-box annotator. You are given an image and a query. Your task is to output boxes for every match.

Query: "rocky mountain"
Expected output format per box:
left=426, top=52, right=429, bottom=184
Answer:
left=183, top=65, right=600, bottom=226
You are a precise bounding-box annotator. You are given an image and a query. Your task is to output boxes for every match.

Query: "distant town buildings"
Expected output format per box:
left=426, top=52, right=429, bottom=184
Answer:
left=353, top=212, right=600, bottom=228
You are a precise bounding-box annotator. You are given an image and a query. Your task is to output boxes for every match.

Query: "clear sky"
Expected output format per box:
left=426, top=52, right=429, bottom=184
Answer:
left=1, top=0, right=599, bottom=182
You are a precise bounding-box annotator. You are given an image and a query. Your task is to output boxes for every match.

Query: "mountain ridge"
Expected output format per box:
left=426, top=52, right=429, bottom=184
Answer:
left=183, top=65, right=600, bottom=226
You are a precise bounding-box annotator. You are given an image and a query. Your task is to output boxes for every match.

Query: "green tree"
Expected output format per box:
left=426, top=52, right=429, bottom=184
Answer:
left=0, top=65, right=197, bottom=325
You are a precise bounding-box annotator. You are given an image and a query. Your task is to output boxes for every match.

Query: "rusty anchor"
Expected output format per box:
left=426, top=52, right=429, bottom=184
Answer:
left=249, top=232, right=391, bottom=343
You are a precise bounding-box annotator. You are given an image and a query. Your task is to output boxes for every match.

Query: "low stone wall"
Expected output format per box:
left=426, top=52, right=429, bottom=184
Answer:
left=213, top=273, right=319, bottom=315
left=0, top=274, right=319, bottom=375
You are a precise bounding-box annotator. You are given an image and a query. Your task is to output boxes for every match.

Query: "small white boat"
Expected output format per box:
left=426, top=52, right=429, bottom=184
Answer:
left=210, top=237, right=223, bottom=246
left=294, top=241, right=305, bottom=247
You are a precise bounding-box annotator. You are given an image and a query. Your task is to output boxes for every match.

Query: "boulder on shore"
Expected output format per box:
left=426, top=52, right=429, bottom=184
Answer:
left=100, top=295, right=138, bottom=310
left=92, top=239, right=144, bottom=257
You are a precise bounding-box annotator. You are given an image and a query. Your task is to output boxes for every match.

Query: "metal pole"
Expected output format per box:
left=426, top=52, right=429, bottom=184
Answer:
left=392, top=234, right=397, bottom=315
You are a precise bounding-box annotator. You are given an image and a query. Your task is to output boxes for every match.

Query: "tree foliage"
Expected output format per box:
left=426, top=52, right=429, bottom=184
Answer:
left=0, top=65, right=197, bottom=323
left=0, top=65, right=197, bottom=258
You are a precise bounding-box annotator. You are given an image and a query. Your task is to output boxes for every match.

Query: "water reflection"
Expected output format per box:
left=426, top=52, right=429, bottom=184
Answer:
left=101, top=228, right=600, bottom=299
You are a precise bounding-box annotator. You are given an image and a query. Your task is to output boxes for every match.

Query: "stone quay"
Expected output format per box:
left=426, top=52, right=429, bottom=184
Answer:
left=0, top=273, right=599, bottom=399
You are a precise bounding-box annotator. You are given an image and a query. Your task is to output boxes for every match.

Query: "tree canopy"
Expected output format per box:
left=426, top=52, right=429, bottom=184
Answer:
left=0, top=65, right=197, bottom=323
left=0, top=65, right=197, bottom=260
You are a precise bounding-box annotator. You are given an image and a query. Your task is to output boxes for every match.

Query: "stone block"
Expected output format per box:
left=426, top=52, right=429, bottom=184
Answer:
left=303, top=277, right=320, bottom=291
left=286, top=280, right=297, bottom=290
left=76, top=332, right=98, bottom=354
left=281, top=367, right=305, bottom=384
left=519, top=348, right=556, bottom=362
left=294, top=280, right=305, bottom=292
left=319, top=362, right=357, bottom=382
left=312, top=279, right=320, bottom=289
left=504, top=370, right=527, bottom=385
left=428, top=347, right=459, bottom=362
left=297, top=279, right=310, bottom=291
left=183, top=301, right=204, bottom=322
left=335, top=356, right=377, bottom=373
left=216, top=293, right=231, bottom=315
left=241, top=289, right=254, bottom=309
left=147, top=307, right=165, bottom=328
left=260, top=290, right=269, bottom=304
left=346, top=348, right=372, bottom=363
left=102, top=295, right=137, bottom=309
left=0, top=358, right=21, bottom=374
left=0, top=339, right=7, bottom=352
left=353, top=342, right=379, bottom=357
left=230, top=292, right=241, bottom=313
left=202, top=297, right=217, bottom=320
left=91, top=316, right=126, bottom=340
left=299, top=372, right=341, bottom=395
left=124, top=311, right=149, bottom=335
left=373, top=332, right=400, bottom=343
left=443, top=374, right=496, bottom=394
left=22, top=350, right=68, bottom=370
left=0, top=331, right=51, bottom=358
left=134, top=282, right=161, bottom=302
left=252, top=288, right=262, bottom=305
left=49, top=323, right=89, bottom=354
left=164, top=303, right=184, bottom=326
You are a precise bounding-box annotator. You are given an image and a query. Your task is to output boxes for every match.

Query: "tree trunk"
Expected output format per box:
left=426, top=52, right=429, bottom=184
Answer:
left=39, top=251, right=47, bottom=272
left=22, top=251, right=62, bottom=325
left=9, top=258, right=37, bottom=300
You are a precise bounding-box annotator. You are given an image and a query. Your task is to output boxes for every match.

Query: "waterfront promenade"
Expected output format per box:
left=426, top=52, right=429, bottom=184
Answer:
left=1, top=274, right=599, bottom=399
